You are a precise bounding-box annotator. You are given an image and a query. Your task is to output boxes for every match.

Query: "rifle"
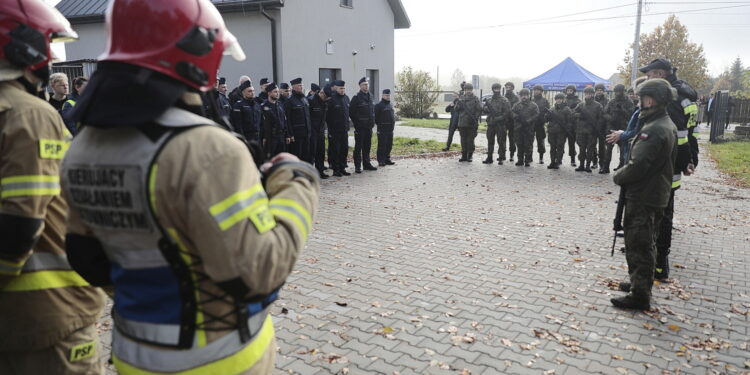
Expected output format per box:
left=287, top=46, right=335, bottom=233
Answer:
left=612, top=187, right=626, bottom=256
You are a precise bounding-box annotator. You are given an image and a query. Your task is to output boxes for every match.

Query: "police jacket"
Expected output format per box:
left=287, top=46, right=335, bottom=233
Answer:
left=374, top=99, right=395, bottom=132
left=573, top=99, right=603, bottom=135
left=217, top=92, right=231, bottom=118
left=286, top=92, right=311, bottom=139
left=667, top=74, right=699, bottom=182
left=604, top=95, right=636, bottom=132
left=309, top=93, right=327, bottom=134
left=326, top=93, right=350, bottom=134
left=261, top=100, right=288, bottom=140
left=349, top=91, right=374, bottom=128
left=61, top=105, right=320, bottom=374
left=61, top=91, right=80, bottom=135
left=0, top=81, right=105, bottom=351
left=613, top=109, right=677, bottom=208
left=255, top=91, right=268, bottom=105
left=547, top=103, right=573, bottom=135
left=483, top=94, right=511, bottom=127
left=511, top=100, right=539, bottom=130
left=230, top=97, right=261, bottom=141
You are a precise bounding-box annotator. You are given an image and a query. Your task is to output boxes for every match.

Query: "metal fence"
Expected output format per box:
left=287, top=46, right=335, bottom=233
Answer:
left=729, top=97, right=750, bottom=124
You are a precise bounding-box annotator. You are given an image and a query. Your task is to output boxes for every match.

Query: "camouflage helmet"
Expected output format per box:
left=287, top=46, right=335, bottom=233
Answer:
left=505, top=81, right=515, bottom=89
left=554, top=93, right=565, bottom=100
left=594, top=83, right=606, bottom=91
left=583, top=86, right=595, bottom=94
left=636, top=78, right=675, bottom=106
left=613, top=84, right=625, bottom=93
left=519, top=88, right=531, bottom=96
left=491, top=83, right=502, bottom=91
left=565, top=84, right=576, bottom=92
left=463, top=82, right=474, bottom=90
left=532, top=84, right=544, bottom=92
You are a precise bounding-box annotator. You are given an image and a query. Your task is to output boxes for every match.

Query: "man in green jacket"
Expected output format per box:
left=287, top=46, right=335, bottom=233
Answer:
left=611, top=78, right=677, bottom=310
left=455, top=83, right=482, bottom=162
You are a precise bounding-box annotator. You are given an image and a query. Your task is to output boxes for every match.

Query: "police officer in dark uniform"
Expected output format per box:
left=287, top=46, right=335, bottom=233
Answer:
left=256, top=78, right=269, bottom=104
left=564, top=84, right=581, bottom=166
left=308, top=83, right=321, bottom=101
left=286, top=77, right=312, bottom=162
left=504, top=82, right=520, bottom=162
left=261, top=82, right=290, bottom=158
left=326, top=80, right=351, bottom=177
left=278, top=82, right=290, bottom=110
left=349, top=77, right=377, bottom=173
left=216, top=77, right=231, bottom=118
left=375, top=89, right=396, bottom=166
left=229, top=79, right=261, bottom=142
left=309, top=83, right=329, bottom=179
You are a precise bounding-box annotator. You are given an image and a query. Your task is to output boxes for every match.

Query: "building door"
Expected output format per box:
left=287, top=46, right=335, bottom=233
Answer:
left=366, top=69, right=379, bottom=102
left=318, top=68, right=341, bottom=87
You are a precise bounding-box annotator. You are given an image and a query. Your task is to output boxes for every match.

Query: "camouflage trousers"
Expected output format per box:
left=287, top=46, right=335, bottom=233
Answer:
left=532, top=122, right=546, bottom=155
left=575, top=131, right=596, bottom=165
left=624, top=200, right=664, bottom=302
left=513, top=125, right=533, bottom=163
left=459, top=127, right=478, bottom=153
left=485, top=124, right=506, bottom=159
left=547, top=130, right=566, bottom=165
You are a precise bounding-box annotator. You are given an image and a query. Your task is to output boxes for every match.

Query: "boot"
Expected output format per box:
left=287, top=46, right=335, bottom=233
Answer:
left=342, top=170, right=351, bottom=176
left=584, top=161, right=592, bottom=173
left=482, top=154, right=493, bottom=164
left=498, top=159, right=504, bottom=165
left=524, top=160, right=531, bottom=167
left=319, top=171, right=329, bottom=179
left=539, top=153, right=544, bottom=164
left=570, top=156, right=576, bottom=167
left=459, top=152, right=468, bottom=162
left=617, top=282, right=631, bottom=292
left=599, top=165, right=609, bottom=174
left=592, top=159, right=598, bottom=169
left=509, top=152, right=514, bottom=162
left=547, top=163, right=556, bottom=169
left=655, top=251, right=669, bottom=280
left=575, top=160, right=586, bottom=172
left=467, top=153, right=473, bottom=162
left=442, top=146, right=450, bottom=152
left=363, top=163, right=377, bottom=171
left=611, top=294, right=650, bottom=310
left=332, top=170, right=343, bottom=177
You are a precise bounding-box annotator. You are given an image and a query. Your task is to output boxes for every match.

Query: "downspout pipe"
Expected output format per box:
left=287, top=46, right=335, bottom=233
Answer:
left=260, top=4, right=278, bottom=83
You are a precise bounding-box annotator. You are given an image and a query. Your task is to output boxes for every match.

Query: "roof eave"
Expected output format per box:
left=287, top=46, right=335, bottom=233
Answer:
left=388, top=0, right=411, bottom=29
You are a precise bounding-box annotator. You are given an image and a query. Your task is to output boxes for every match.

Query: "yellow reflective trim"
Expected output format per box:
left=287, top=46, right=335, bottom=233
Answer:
left=0, top=257, right=25, bottom=268
left=269, top=198, right=312, bottom=231
left=2, top=270, right=89, bottom=291
left=672, top=180, right=681, bottom=188
left=148, top=164, right=158, bottom=214
left=166, top=228, right=206, bottom=348
left=1, top=188, right=60, bottom=198
left=0, top=257, right=25, bottom=276
left=209, top=184, right=264, bottom=216
left=39, top=139, right=70, bottom=159
left=677, top=137, right=688, bottom=145
left=1, top=175, right=59, bottom=184
left=270, top=208, right=308, bottom=239
left=112, top=315, right=274, bottom=375
left=219, top=198, right=270, bottom=231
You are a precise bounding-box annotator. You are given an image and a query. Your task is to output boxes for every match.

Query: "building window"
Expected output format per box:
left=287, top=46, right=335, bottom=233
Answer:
left=319, top=68, right=342, bottom=86
left=340, top=0, right=353, bottom=8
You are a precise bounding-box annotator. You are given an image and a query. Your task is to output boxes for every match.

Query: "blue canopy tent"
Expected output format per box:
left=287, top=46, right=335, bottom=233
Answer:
left=523, top=57, right=611, bottom=91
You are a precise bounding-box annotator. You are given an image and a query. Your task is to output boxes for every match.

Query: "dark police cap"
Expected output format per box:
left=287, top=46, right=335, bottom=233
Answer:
left=279, top=82, right=289, bottom=89
left=311, top=83, right=321, bottom=92
left=382, top=89, right=390, bottom=94
left=239, top=80, right=252, bottom=92
left=260, top=78, right=269, bottom=85
left=333, top=80, right=345, bottom=87
left=218, top=77, right=226, bottom=85
left=639, top=58, right=672, bottom=73
left=358, top=77, right=368, bottom=85
left=265, top=82, right=277, bottom=92
left=323, top=83, right=333, bottom=97
left=290, top=77, right=302, bottom=85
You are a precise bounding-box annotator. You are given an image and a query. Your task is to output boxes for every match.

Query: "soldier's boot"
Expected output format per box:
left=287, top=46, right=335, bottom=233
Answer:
left=539, top=153, right=544, bottom=164
left=584, top=160, right=592, bottom=173
left=363, top=162, right=378, bottom=171
left=575, top=158, right=586, bottom=172
left=467, top=153, right=473, bottom=162
left=509, top=151, right=514, bottom=162
left=547, top=162, right=556, bottom=169
left=482, top=153, right=493, bottom=164
left=655, top=250, right=670, bottom=280
left=570, top=156, right=577, bottom=167
left=610, top=294, right=650, bottom=310
left=498, top=159, right=504, bottom=165
left=459, top=152, right=468, bottom=162
left=617, top=282, right=631, bottom=292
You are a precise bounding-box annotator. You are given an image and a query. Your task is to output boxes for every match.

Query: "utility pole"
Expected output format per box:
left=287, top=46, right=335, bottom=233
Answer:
left=436, top=66, right=440, bottom=88
left=631, top=0, right=643, bottom=86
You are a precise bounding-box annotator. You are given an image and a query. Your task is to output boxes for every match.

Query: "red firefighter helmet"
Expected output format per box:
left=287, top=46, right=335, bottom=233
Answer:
left=0, top=0, right=78, bottom=72
left=99, top=0, right=245, bottom=92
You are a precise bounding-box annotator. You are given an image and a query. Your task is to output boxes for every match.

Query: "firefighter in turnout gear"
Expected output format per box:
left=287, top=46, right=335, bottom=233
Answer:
left=58, top=1, right=320, bottom=374
left=0, top=1, right=106, bottom=373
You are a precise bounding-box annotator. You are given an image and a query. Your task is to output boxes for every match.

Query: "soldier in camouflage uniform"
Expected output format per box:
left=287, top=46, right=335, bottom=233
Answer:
left=455, top=83, right=482, bottom=162
left=482, top=83, right=512, bottom=165
left=546, top=93, right=573, bottom=169
left=573, top=86, right=603, bottom=172
left=612, top=78, right=677, bottom=310
left=511, top=88, right=539, bottom=167
left=564, top=84, right=581, bottom=166
left=531, top=84, right=550, bottom=164
left=603, top=84, right=635, bottom=173
left=593, top=83, right=609, bottom=169
left=504, top=82, right=520, bottom=162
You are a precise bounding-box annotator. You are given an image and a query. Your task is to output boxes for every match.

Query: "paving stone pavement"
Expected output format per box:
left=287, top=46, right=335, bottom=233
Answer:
left=98, top=136, right=750, bottom=374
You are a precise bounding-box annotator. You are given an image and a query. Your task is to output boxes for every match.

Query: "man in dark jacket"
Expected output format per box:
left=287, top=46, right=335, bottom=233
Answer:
left=309, top=83, right=329, bottom=179
left=349, top=77, right=377, bottom=173
left=375, top=89, right=396, bottom=166
left=326, top=80, right=351, bottom=177
left=511, top=88, right=539, bottom=167
left=229, top=80, right=261, bottom=142
left=546, top=93, right=573, bottom=169
left=564, top=84, right=581, bottom=166
left=228, top=75, right=250, bottom=104
left=504, top=82, right=520, bottom=162
left=603, top=84, right=635, bottom=173
left=592, top=83, right=609, bottom=169
left=482, top=83, right=511, bottom=164
left=261, top=83, right=290, bottom=158
left=256, top=77, right=269, bottom=104
left=216, top=77, right=231, bottom=118
left=286, top=78, right=312, bottom=162
left=531, top=84, right=549, bottom=164
left=60, top=76, right=87, bottom=134
left=573, top=87, right=604, bottom=173
left=455, top=83, right=482, bottom=162
left=612, top=78, right=677, bottom=310
left=442, top=82, right=464, bottom=151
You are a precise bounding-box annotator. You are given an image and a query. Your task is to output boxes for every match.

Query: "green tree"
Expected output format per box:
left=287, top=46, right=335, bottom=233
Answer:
left=729, top=57, right=744, bottom=92
left=395, top=66, right=440, bottom=119
left=618, top=15, right=709, bottom=89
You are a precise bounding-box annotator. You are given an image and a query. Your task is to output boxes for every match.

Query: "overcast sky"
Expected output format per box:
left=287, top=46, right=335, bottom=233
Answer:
left=395, top=0, right=750, bottom=84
